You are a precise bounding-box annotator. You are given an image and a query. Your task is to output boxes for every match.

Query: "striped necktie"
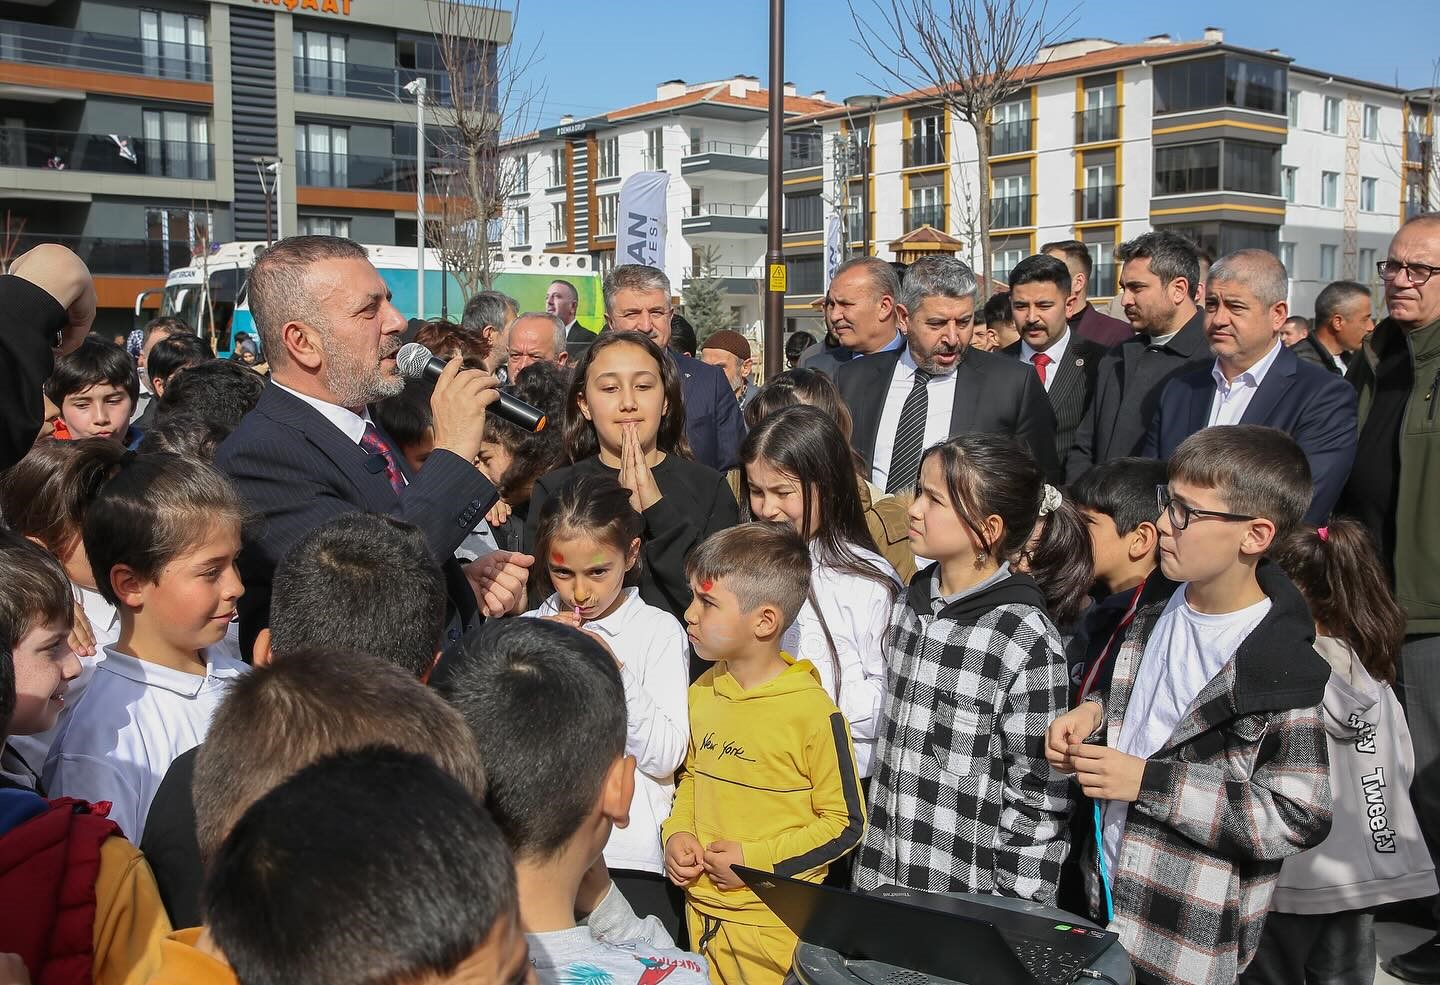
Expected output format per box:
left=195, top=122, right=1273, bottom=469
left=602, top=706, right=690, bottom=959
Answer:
left=886, top=368, right=932, bottom=495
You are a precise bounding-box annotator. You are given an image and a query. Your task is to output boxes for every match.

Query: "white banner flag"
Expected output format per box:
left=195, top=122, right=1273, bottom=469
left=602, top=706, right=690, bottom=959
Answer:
left=618, top=171, right=669, bottom=268
left=823, top=212, right=844, bottom=292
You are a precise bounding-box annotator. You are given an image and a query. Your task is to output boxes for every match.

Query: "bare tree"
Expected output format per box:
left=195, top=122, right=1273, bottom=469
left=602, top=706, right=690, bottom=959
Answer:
left=429, top=0, right=544, bottom=299
left=850, top=0, right=1074, bottom=271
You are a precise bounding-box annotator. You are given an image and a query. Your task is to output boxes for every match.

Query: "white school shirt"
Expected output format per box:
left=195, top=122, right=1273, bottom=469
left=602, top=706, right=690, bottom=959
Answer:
left=1019, top=328, right=1072, bottom=393
left=1207, top=339, right=1283, bottom=427
left=42, top=641, right=248, bottom=842
left=526, top=588, right=689, bottom=874
left=871, top=346, right=960, bottom=490
left=1100, top=586, right=1271, bottom=878
left=781, top=543, right=900, bottom=778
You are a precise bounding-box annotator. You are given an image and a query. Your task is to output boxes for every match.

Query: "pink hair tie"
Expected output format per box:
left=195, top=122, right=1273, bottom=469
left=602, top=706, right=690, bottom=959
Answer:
left=1317, top=526, right=1329, bottom=542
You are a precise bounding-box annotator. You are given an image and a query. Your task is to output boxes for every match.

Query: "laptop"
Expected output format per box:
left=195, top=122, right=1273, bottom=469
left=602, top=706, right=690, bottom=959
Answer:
left=736, top=865, right=1116, bottom=985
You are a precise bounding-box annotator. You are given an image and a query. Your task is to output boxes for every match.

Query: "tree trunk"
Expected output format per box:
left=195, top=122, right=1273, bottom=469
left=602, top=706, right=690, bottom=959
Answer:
left=975, top=115, right=991, bottom=285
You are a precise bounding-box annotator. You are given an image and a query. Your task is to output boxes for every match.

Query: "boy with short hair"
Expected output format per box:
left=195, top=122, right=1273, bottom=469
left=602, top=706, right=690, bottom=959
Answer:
left=1047, top=426, right=1334, bottom=985
left=45, top=336, right=143, bottom=447
left=663, top=523, right=865, bottom=985
left=0, top=530, right=171, bottom=985
left=444, top=618, right=708, bottom=984
left=205, top=747, right=529, bottom=985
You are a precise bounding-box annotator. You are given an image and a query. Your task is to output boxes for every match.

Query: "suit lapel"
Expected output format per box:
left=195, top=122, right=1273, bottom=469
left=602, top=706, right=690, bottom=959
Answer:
left=257, top=384, right=398, bottom=513
left=1239, top=345, right=1297, bottom=427
left=1184, top=370, right=1213, bottom=438
left=850, top=351, right=901, bottom=465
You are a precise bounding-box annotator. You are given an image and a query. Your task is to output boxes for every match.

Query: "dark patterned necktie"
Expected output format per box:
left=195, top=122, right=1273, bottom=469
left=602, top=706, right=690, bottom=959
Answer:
left=886, top=368, right=932, bottom=495
left=360, top=423, right=405, bottom=496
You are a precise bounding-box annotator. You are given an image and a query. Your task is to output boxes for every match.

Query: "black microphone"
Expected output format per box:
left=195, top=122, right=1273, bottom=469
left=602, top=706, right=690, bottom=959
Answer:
left=396, top=342, right=547, bottom=433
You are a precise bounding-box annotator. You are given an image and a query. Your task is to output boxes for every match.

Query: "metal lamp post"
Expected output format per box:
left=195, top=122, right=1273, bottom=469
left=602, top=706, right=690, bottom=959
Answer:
left=403, top=77, right=427, bottom=319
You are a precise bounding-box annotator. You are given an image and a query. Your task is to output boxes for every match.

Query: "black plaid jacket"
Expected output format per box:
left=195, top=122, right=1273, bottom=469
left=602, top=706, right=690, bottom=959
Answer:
left=1083, top=562, right=1333, bottom=985
left=854, top=568, right=1073, bottom=903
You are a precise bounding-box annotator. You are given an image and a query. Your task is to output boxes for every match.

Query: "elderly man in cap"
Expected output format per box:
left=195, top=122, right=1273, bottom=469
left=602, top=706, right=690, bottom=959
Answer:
left=699, top=329, right=758, bottom=406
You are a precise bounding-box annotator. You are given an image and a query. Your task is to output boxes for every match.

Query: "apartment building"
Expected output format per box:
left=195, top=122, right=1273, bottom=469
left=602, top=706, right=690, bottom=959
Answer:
left=502, top=75, right=834, bottom=333
left=0, top=0, right=507, bottom=334
left=779, top=30, right=1407, bottom=333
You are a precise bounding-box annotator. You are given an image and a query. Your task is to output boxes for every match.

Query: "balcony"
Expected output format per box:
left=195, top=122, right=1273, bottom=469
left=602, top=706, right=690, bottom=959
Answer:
left=0, top=18, right=211, bottom=81
left=783, top=132, right=823, bottom=171
left=904, top=203, right=947, bottom=230
left=1076, top=184, right=1120, bottom=222
left=294, top=63, right=456, bottom=106
left=0, top=127, right=213, bottom=179
left=991, top=193, right=1035, bottom=229
left=5, top=231, right=195, bottom=276
left=1076, top=105, right=1120, bottom=145
left=682, top=202, right=767, bottom=237
left=681, top=140, right=768, bottom=178
left=903, top=132, right=947, bottom=168
left=297, top=151, right=449, bottom=192
left=991, top=118, right=1034, bottom=156
left=683, top=263, right=764, bottom=294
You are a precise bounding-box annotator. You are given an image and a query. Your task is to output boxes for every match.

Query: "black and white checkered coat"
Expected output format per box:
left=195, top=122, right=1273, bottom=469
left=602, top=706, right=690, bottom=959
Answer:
left=853, top=567, right=1073, bottom=903
left=1082, top=561, right=1333, bottom=985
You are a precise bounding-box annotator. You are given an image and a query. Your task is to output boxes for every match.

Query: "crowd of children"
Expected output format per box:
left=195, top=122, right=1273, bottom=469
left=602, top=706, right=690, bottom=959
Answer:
left=1, top=252, right=1436, bottom=985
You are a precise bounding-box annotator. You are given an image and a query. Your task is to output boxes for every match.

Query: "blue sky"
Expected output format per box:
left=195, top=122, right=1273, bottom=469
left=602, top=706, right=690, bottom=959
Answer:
left=512, top=0, right=1435, bottom=124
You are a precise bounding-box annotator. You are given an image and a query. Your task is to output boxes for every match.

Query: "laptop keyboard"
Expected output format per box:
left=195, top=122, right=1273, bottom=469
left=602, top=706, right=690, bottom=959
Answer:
left=1007, top=937, right=1089, bottom=985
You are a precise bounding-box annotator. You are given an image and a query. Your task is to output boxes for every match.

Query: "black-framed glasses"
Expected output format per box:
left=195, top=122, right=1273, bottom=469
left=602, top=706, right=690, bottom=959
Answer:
left=1377, top=259, right=1440, bottom=286
left=1155, top=485, right=1256, bottom=531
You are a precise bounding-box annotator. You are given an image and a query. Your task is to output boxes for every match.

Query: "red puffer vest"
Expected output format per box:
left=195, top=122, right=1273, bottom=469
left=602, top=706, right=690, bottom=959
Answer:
left=0, top=793, right=118, bottom=985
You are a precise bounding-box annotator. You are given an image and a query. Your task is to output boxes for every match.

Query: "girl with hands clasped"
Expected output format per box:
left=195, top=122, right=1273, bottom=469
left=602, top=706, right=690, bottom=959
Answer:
left=525, top=331, right=738, bottom=628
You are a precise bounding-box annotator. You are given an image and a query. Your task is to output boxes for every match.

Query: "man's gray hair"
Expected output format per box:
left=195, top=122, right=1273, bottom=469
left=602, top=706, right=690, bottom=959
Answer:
left=247, top=235, right=370, bottom=367
left=1314, top=280, right=1370, bottom=326
left=510, top=311, right=567, bottom=356
left=604, top=264, right=671, bottom=313
left=832, top=256, right=900, bottom=301
left=898, top=255, right=978, bottom=313
left=1208, top=248, right=1289, bottom=309
left=461, top=291, right=517, bottom=335
left=1116, top=231, right=1200, bottom=298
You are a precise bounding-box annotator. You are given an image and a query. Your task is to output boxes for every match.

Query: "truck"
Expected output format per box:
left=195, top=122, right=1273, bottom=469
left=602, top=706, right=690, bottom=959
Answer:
left=138, top=242, right=603, bottom=357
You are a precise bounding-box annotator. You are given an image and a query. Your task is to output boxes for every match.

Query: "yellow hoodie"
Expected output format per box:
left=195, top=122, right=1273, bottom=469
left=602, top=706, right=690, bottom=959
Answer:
left=662, top=654, right=865, bottom=926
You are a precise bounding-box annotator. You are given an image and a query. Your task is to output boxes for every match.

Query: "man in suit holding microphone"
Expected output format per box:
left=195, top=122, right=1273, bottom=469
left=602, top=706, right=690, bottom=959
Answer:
left=216, top=235, right=532, bottom=660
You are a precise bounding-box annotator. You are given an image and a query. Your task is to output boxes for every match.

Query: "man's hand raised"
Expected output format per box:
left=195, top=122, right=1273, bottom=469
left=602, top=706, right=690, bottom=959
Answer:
left=463, top=549, right=534, bottom=617
left=429, top=357, right=499, bottom=466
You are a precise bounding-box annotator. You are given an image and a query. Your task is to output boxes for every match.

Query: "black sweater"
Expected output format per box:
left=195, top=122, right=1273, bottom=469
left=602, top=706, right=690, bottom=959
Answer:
left=525, top=454, right=739, bottom=622
left=0, top=276, right=68, bottom=472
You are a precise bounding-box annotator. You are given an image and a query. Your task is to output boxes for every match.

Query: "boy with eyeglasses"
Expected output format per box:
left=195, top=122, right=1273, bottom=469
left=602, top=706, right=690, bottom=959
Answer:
left=1046, top=425, right=1334, bottom=985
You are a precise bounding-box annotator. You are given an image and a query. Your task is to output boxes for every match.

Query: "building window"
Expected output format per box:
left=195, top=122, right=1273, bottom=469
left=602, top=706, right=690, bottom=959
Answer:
left=515, top=157, right=528, bottom=193
left=992, top=99, right=1032, bottom=155
left=298, top=216, right=351, bottom=238
left=1281, top=165, right=1297, bottom=203
left=646, top=128, right=664, bottom=170
left=296, top=124, right=349, bottom=187
left=596, top=193, right=618, bottom=237
left=783, top=190, right=823, bottom=233
left=787, top=254, right=823, bottom=295
left=547, top=148, right=564, bottom=188
left=1163, top=220, right=1278, bottom=258
left=1287, top=89, right=1300, bottom=127
left=294, top=30, right=347, bottom=96
left=146, top=207, right=212, bottom=275
left=1359, top=247, right=1377, bottom=283
left=1154, top=142, right=1221, bottom=195
left=1087, top=241, right=1117, bottom=296
left=1363, top=104, right=1380, bottom=140
left=906, top=112, right=945, bottom=167
left=907, top=183, right=944, bottom=228
left=1079, top=81, right=1119, bottom=143
left=991, top=247, right=1025, bottom=283
left=549, top=202, right=566, bottom=243
left=1321, top=170, right=1339, bottom=208
left=141, top=110, right=210, bottom=180
left=1278, top=242, right=1295, bottom=275
left=1361, top=176, right=1377, bottom=211
left=1079, top=163, right=1118, bottom=220
left=595, top=250, right=615, bottom=278
left=1320, top=244, right=1337, bottom=281
left=689, top=127, right=704, bottom=155
left=140, top=9, right=207, bottom=81
left=1323, top=97, right=1341, bottom=134
left=512, top=207, right=529, bottom=246
left=596, top=136, right=619, bottom=180
left=992, top=173, right=1031, bottom=227
left=1223, top=141, right=1280, bottom=195
left=1153, top=55, right=1285, bottom=115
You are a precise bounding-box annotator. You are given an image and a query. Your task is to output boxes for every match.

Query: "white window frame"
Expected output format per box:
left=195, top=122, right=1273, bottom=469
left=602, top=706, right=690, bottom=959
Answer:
left=297, top=215, right=351, bottom=238
left=1323, top=96, right=1341, bottom=134
left=550, top=202, right=566, bottom=243
left=1363, top=104, right=1380, bottom=141
left=1320, top=244, right=1337, bottom=282
left=1287, top=89, right=1300, bottom=127
left=1278, top=242, right=1295, bottom=275
left=1321, top=170, right=1339, bottom=208
left=512, top=207, right=529, bottom=247
left=596, top=136, right=619, bottom=180
left=1281, top=165, right=1297, bottom=203
left=1361, top=176, right=1377, bottom=212
left=597, top=193, right=618, bottom=236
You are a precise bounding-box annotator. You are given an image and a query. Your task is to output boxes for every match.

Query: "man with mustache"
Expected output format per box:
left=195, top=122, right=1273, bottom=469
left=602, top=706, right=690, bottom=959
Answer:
left=837, top=254, right=1060, bottom=488
left=1065, top=231, right=1211, bottom=481
left=215, top=235, right=533, bottom=662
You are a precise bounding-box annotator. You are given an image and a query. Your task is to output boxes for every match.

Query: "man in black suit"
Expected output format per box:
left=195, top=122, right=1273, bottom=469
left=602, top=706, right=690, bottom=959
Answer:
left=837, top=254, right=1060, bottom=486
left=1002, top=254, right=1104, bottom=467
left=1042, top=239, right=1134, bottom=348
left=215, top=236, right=532, bottom=658
left=1065, top=231, right=1211, bottom=482
left=547, top=278, right=596, bottom=362
left=603, top=263, right=746, bottom=472
left=798, top=256, right=905, bottom=377
left=1143, top=249, right=1357, bottom=523
left=1291, top=279, right=1374, bottom=375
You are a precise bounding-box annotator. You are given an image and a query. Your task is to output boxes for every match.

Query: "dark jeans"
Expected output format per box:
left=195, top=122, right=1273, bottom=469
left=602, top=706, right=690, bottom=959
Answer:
left=1238, top=910, right=1376, bottom=985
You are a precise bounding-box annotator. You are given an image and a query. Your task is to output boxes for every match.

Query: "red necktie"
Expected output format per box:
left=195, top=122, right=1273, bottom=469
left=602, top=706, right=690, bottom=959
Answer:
left=1032, top=351, right=1051, bottom=385
left=360, top=423, right=405, bottom=496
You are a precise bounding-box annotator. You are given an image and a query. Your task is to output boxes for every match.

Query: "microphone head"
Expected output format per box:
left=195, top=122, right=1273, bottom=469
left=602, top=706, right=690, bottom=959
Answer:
left=396, top=342, right=434, bottom=382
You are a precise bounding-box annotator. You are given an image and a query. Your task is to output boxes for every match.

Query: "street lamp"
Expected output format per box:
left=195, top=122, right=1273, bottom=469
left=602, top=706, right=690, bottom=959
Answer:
left=842, top=95, right=881, bottom=257
left=429, top=165, right=459, bottom=320
left=403, top=77, right=427, bottom=319
left=255, top=157, right=280, bottom=246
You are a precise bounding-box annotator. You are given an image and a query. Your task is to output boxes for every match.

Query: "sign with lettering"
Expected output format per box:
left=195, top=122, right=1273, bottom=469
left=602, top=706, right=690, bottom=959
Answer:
left=252, top=0, right=353, bottom=15
left=618, top=171, right=669, bottom=268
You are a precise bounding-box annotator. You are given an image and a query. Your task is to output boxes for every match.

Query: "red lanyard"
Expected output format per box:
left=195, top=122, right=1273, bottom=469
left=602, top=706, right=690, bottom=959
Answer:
left=1078, top=579, right=1146, bottom=701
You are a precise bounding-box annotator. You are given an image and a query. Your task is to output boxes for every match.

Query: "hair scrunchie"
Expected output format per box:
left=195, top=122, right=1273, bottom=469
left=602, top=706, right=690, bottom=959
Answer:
left=1039, top=483, right=1063, bottom=518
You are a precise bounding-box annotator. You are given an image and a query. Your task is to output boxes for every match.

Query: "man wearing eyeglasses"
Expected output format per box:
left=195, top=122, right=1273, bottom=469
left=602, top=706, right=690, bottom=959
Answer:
left=1343, top=213, right=1440, bottom=985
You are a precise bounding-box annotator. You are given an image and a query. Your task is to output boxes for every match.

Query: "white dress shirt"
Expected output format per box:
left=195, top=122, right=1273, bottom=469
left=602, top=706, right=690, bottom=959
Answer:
left=1020, top=328, right=1072, bottom=393
left=1207, top=339, right=1283, bottom=427
left=272, top=380, right=372, bottom=444
left=871, top=347, right=959, bottom=490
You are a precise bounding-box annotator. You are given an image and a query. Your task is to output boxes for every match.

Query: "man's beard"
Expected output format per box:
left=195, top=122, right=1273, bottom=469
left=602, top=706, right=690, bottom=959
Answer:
left=321, top=333, right=404, bottom=408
